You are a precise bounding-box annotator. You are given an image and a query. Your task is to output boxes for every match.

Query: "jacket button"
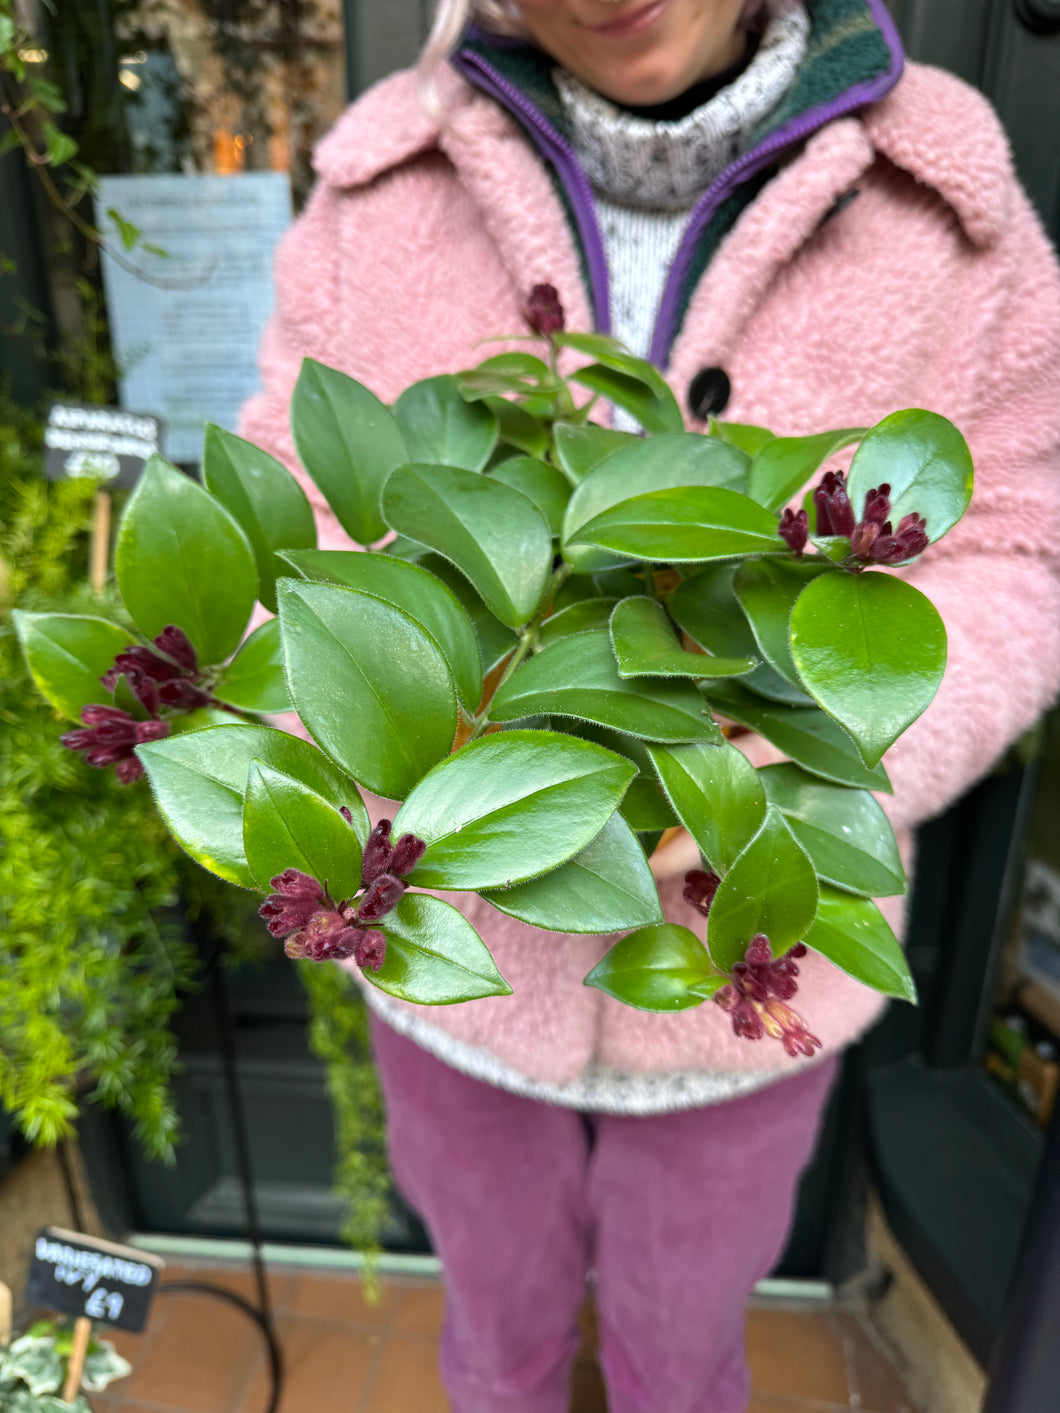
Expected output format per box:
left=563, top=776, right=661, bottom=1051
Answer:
left=688, top=367, right=731, bottom=420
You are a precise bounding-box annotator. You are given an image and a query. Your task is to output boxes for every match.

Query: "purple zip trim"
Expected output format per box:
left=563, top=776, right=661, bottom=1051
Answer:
left=647, top=0, right=905, bottom=366
left=451, top=47, right=613, bottom=335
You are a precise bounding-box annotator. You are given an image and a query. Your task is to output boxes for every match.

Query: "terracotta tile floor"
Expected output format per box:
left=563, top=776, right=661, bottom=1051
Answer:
left=90, top=1262, right=917, bottom=1413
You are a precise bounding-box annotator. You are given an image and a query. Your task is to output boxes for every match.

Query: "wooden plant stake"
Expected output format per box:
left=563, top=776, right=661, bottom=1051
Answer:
left=90, top=490, right=111, bottom=595
left=61, top=1315, right=92, bottom=1404
left=0, top=1279, right=11, bottom=1346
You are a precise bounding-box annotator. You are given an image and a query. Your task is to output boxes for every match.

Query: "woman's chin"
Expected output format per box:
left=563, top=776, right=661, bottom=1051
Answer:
left=575, top=56, right=697, bottom=108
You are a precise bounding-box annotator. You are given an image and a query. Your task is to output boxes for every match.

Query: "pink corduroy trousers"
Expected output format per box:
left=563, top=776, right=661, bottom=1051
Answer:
left=371, top=1017, right=839, bottom=1413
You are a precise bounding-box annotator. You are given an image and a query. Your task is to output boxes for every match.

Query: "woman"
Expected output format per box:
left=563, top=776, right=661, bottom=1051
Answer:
left=241, top=2, right=1060, bottom=1408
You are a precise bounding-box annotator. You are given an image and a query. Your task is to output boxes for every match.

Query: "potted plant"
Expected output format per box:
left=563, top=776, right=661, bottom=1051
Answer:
left=0, top=1318, right=131, bottom=1412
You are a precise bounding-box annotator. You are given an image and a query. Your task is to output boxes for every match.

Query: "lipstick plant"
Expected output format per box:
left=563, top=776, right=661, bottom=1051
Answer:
left=15, top=289, right=976, bottom=1051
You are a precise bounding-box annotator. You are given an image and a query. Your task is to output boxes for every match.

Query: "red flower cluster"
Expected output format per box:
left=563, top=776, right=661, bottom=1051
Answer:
left=101, top=625, right=210, bottom=715
left=259, top=819, right=427, bottom=974
left=813, top=471, right=929, bottom=566
left=779, top=508, right=809, bottom=556
left=715, top=936, right=821, bottom=1058
left=60, top=707, right=170, bottom=784
left=525, top=283, right=565, bottom=338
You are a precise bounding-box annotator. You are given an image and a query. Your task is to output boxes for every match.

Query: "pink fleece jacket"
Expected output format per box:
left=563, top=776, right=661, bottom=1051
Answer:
left=240, top=60, right=1060, bottom=1088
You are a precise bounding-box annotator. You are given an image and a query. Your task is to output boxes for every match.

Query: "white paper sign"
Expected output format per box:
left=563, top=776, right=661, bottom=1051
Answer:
left=96, top=174, right=292, bottom=464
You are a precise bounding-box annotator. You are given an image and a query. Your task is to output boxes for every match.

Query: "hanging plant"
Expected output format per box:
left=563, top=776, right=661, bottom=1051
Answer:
left=15, top=288, right=973, bottom=1053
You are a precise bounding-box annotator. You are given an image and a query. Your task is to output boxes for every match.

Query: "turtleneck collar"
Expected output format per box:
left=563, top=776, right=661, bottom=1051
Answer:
left=554, top=4, right=811, bottom=211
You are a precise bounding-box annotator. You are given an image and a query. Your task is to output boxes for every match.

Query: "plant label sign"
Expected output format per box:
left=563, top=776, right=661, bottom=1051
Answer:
left=25, top=1228, right=163, bottom=1333
left=44, top=403, right=163, bottom=490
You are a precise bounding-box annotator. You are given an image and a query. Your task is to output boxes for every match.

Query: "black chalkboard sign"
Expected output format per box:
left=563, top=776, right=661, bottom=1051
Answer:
left=43, top=404, right=163, bottom=489
left=24, top=1228, right=164, bottom=1333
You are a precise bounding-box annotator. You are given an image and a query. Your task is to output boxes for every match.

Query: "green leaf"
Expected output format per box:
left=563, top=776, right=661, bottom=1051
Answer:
left=804, top=886, right=917, bottom=1001
left=572, top=484, right=785, bottom=565
left=418, top=553, right=516, bottom=676
left=291, top=358, right=408, bottom=546
left=279, top=549, right=482, bottom=713
left=712, top=421, right=776, bottom=457
left=214, top=618, right=291, bottom=713
left=789, top=571, right=947, bottom=769
left=733, top=558, right=832, bottom=688
left=483, top=812, right=663, bottom=933
left=539, top=597, right=618, bottom=648
left=488, top=456, right=572, bottom=535
left=759, top=763, right=905, bottom=897
left=394, top=374, right=499, bottom=471
left=747, top=428, right=865, bottom=512
left=559, top=337, right=684, bottom=434
left=584, top=924, right=716, bottom=1012
left=668, top=564, right=806, bottom=705
left=648, top=741, right=767, bottom=873
left=490, top=632, right=724, bottom=743
left=43, top=120, right=78, bottom=167
left=562, top=433, right=750, bottom=571
left=382, top=463, right=552, bottom=629
left=12, top=612, right=128, bottom=722
left=619, top=775, right=680, bottom=831
left=394, top=730, right=637, bottom=889
left=611, top=596, right=755, bottom=680
left=243, top=761, right=363, bottom=896
left=699, top=680, right=892, bottom=792
left=202, top=424, right=316, bottom=614
left=137, top=724, right=367, bottom=886
left=553, top=422, right=639, bottom=487
left=278, top=580, right=457, bottom=799
left=115, top=455, right=258, bottom=665
left=706, top=806, right=819, bottom=970
left=484, top=396, right=551, bottom=458
left=845, top=409, right=974, bottom=545
left=372, top=893, right=511, bottom=1004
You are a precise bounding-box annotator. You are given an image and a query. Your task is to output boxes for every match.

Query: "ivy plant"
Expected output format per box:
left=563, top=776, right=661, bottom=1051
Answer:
left=16, top=288, right=974, bottom=1057
left=0, top=1319, right=131, bottom=1412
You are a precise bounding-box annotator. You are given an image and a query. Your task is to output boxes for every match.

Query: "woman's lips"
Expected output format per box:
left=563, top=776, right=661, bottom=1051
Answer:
left=585, top=0, right=672, bottom=39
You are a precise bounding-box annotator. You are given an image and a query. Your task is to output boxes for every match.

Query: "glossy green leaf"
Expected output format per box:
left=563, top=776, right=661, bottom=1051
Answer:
left=539, top=598, right=619, bottom=647
left=243, top=761, right=363, bottom=897
left=372, top=893, right=511, bottom=1004
left=395, top=730, right=636, bottom=890
left=619, top=775, right=680, bottom=831
left=759, top=763, right=905, bottom=897
left=712, top=421, right=776, bottom=458
left=137, top=724, right=367, bottom=886
left=562, top=434, right=750, bottom=571
left=747, top=428, right=865, bottom=512
left=291, top=358, right=408, bottom=546
left=584, top=924, right=716, bottom=1012
left=553, top=422, right=639, bottom=487
left=648, top=741, right=767, bottom=873
left=845, top=409, right=974, bottom=544
left=490, top=632, right=724, bottom=744
left=489, top=456, right=572, bottom=535
left=484, top=396, right=551, bottom=458
left=706, top=806, right=819, bottom=970
left=789, top=571, right=947, bottom=769
left=278, top=580, right=457, bottom=799
left=419, top=554, right=517, bottom=676
left=394, top=374, right=499, bottom=471
left=611, top=596, right=755, bottom=680
left=279, top=549, right=482, bottom=713
left=381, top=463, right=552, bottom=629
left=115, top=455, right=257, bottom=665
left=12, top=612, right=129, bottom=722
left=668, top=564, right=807, bottom=706
left=571, top=486, right=785, bottom=564
left=804, top=886, right=916, bottom=1002
left=483, top=813, right=663, bottom=933
left=201, top=424, right=316, bottom=614
left=733, top=558, right=832, bottom=688
left=561, top=339, right=684, bottom=434
left=214, top=618, right=291, bottom=714
left=699, top=680, right=891, bottom=792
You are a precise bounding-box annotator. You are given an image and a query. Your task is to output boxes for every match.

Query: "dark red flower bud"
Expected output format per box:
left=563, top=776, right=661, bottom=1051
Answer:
left=122, top=664, right=160, bottom=716
left=683, top=869, right=721, bottom=917
left=746, top=934, right=772, bottom=967
left=525, top=283, right=565, bottom=337
left=115, top=646, right=183, bottom=682
left=81, top=704, right=134, bottom=726
left=390, top=833, right=427, bottom=877
left=789, top=943, right=808, bottom=960
left=357, top=874, right=406, bottom=923
left=354, top=930, right=387, bottom=974
left=779, top=508, right=808, bottom=556
left=284, top=936, right=308, bottom=960
left=115, top=756, right=145, bottom=785
left=136, top=720, right=171, bottom=744
left=93, top=717, right=139, bottom=748
left=862, top=484, right=891, bottom=526
left=301, top=911, right=361, bottom=962
left=154, top=625, right=199, bottom=674
left=270, top=869, right=321, bottom=898
left=893, top=513, right=929, bottom=560
left=84, top=746, right=126, bottom=768
left=340, top=806, right=354, bottom=826
left=732, top=1000, right=766, bottom=1041
left=100, top=666, right=122, bottom=691
left=850, top=520, right=880, bottom=558
left=813, top=470, right=856, bottom=539
left=362, top=820, right=394, bottom=886
left=157, top=678, right=212, bottom=709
